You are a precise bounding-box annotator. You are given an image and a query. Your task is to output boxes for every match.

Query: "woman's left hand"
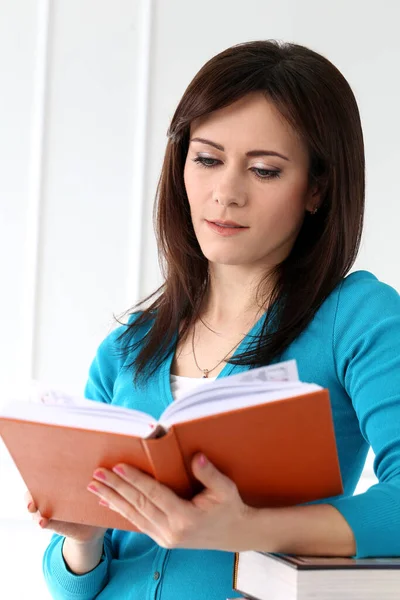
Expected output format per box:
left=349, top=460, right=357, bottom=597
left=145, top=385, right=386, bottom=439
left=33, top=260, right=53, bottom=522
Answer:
left=87, top=453, right=256, bottom=551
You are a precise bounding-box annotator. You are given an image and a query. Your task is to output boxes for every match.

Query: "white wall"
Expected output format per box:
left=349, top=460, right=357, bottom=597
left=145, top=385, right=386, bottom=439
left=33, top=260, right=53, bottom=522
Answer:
left=1, top=0, right=399, bottom=597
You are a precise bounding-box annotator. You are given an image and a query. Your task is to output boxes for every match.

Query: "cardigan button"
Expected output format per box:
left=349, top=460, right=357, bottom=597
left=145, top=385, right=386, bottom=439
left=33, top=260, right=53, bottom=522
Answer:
left=153, top=571, right=160, bottom=580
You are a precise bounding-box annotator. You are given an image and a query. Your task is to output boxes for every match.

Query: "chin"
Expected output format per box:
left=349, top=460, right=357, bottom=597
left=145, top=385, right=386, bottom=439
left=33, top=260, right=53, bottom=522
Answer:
left=203, top=251, right=249, bottom=266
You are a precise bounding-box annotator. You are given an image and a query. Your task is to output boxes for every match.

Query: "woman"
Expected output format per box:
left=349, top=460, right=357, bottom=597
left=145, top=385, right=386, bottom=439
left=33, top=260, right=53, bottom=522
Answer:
left=27, top=40, right=400, bottom=599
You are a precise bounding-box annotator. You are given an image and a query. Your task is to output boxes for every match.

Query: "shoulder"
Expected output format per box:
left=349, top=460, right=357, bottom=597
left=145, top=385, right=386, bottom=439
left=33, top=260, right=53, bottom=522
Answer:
left=85, top=311, right=152, bottom=392
left=102, top=310, right=153, bottom=352
left=328, top=271, right=400, bottom=363
left=91, top=310, right=149, bottom=363
left=338, top=269, right=398, bottom=299
left=333, top=270, right=399, bottom=322
left=311, top=270, right=399, bottom=332
left=310, top=270, right=399, bottom=352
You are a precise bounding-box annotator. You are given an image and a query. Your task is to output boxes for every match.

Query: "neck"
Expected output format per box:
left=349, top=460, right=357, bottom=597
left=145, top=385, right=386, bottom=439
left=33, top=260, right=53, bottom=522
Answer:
left=201, top=263, right=274, bottom=329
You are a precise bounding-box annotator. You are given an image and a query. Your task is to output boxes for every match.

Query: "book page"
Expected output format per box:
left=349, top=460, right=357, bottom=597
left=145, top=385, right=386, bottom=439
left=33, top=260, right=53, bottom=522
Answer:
left=160, top=360, right=321, bottom=427
left=232, top=359, right=299, bottom=383
left=0, top=381, right=157, bottom=438
left=161, top=383, right=322, bottom=428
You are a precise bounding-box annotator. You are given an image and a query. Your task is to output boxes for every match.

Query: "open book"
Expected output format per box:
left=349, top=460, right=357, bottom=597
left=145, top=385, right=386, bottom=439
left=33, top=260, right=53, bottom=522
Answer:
left=0, top=360, right=343, bottom=532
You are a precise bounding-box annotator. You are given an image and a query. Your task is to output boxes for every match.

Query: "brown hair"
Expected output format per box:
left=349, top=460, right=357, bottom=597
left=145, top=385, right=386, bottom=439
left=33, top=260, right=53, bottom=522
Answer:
left=115, top=39, right=365, bottom=384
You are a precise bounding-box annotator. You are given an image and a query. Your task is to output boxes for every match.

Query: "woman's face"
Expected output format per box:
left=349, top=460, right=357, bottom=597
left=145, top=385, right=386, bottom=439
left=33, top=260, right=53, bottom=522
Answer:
left=184, top=92, right=319, bottom=270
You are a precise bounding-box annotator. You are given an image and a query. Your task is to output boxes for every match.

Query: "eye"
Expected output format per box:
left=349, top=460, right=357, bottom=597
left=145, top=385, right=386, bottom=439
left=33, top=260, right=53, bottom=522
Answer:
left=192, top=157, right=220, bottom=168
left=251, top=168, right=281, bottom=181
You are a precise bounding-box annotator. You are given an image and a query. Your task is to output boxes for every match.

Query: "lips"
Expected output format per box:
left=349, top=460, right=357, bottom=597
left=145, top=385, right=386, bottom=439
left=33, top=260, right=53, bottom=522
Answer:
left=205, top=219, right=249, bottom=237
left=207, top=219, right=247, bottom=228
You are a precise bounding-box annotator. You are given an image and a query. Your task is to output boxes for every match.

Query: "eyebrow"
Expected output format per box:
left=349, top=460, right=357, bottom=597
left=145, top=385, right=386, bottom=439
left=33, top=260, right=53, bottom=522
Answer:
left=190, top=137, right=290, bottom=161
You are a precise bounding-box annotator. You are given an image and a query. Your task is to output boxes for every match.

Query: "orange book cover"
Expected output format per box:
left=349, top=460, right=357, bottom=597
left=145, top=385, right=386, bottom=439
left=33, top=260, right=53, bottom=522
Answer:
left=0, top=388, right=342, bottom=533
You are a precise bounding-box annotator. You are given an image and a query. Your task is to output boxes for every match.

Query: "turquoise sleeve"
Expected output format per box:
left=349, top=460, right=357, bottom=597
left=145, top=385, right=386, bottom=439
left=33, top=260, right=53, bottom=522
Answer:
left=327, top=274, right=400, bottom=557
left=42, top=530, right=113, bottom=599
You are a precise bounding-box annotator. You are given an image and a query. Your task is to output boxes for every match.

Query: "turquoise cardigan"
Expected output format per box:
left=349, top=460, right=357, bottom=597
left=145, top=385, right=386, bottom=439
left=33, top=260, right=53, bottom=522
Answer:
left=42, top=270, right=400, bottom=599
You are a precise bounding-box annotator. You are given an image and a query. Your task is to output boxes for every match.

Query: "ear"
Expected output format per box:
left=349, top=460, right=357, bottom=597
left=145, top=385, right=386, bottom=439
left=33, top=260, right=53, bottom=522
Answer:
left=305, top=184, right=321, bottom=213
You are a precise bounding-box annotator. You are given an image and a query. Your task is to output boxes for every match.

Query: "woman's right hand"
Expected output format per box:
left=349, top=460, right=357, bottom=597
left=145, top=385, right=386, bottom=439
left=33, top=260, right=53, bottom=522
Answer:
left=25, top=490, right=107, bottom=543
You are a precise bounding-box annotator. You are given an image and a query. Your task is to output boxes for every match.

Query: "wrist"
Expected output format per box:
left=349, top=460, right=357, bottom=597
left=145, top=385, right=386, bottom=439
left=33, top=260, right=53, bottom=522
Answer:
left=62, top=535, right=105, bottom=575
left=237, top=505, right=276, bottom=552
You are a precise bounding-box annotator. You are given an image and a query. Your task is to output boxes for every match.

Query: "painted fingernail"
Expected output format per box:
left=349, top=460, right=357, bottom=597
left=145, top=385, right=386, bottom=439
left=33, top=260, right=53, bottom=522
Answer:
left=87, top=483, right=99, bottom=494
left=99, top=499, right=109, bottom=507
left=198, top=453, right=207, bottom=467
left=112, top=465, right=125, bottom=476
left=39, top=518, right=46, bottom=528
left=93, top=470, right=107, bottom=481
left=27, top=502, right=34, bottom=511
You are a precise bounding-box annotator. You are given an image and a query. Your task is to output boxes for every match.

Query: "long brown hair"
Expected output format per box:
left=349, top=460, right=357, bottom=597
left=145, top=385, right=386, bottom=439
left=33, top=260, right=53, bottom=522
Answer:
left=115, top=40, right=365, bottom=384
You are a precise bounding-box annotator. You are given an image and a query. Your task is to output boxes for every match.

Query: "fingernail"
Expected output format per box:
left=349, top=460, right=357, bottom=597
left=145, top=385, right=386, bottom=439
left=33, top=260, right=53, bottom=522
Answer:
left=198, top=454, right=207, bottom=467
left=27, top=502, right=34, bottom=511
left=93, top=470, right=107, bottom=481
left=112, top=465, right=125, bottom=476
left=39, top=518, right=46, bottom=528
left=87, top=483, right=99, bottom=494
left=99, top=499, right=109, bottom=507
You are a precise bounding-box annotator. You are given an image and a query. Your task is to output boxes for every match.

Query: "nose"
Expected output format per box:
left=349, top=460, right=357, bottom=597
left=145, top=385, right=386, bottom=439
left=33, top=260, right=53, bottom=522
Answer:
left=213, top=169, right=247, bottom=207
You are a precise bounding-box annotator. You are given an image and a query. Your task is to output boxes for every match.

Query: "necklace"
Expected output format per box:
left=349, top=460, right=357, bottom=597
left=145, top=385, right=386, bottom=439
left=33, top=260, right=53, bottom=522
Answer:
left=191, top=323, right=244, bottom=378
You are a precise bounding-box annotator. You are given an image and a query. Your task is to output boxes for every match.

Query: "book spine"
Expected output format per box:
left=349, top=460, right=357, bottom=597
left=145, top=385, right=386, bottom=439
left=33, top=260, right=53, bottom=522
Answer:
left=232, top=552, right=239, bottom=589
left=142, top=428, right=193, bottom=498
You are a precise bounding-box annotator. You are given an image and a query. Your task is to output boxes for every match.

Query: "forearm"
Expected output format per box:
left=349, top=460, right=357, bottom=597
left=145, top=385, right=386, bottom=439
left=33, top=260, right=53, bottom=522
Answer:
left=245, top=503, right=356, bottom=556
left=62, top=536, right=105, bottom=575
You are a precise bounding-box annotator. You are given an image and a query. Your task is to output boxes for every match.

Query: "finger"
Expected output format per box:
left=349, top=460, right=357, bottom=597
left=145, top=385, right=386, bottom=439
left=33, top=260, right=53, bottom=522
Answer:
left=24, top=491, right=36, bottom=512
left=32, top=511, right=48, bottom=528
left=87, top=476, right=168, bottom=534
left=191, top=453, right=237, bottom=498
left=96, top=465, right=187, bottom=516
left=94, top=486, right=163, bottom=540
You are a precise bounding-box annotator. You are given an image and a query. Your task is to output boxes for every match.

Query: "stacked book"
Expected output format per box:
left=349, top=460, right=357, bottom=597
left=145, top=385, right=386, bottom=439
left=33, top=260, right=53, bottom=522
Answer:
left=233, top=551, right=400, bottom=600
